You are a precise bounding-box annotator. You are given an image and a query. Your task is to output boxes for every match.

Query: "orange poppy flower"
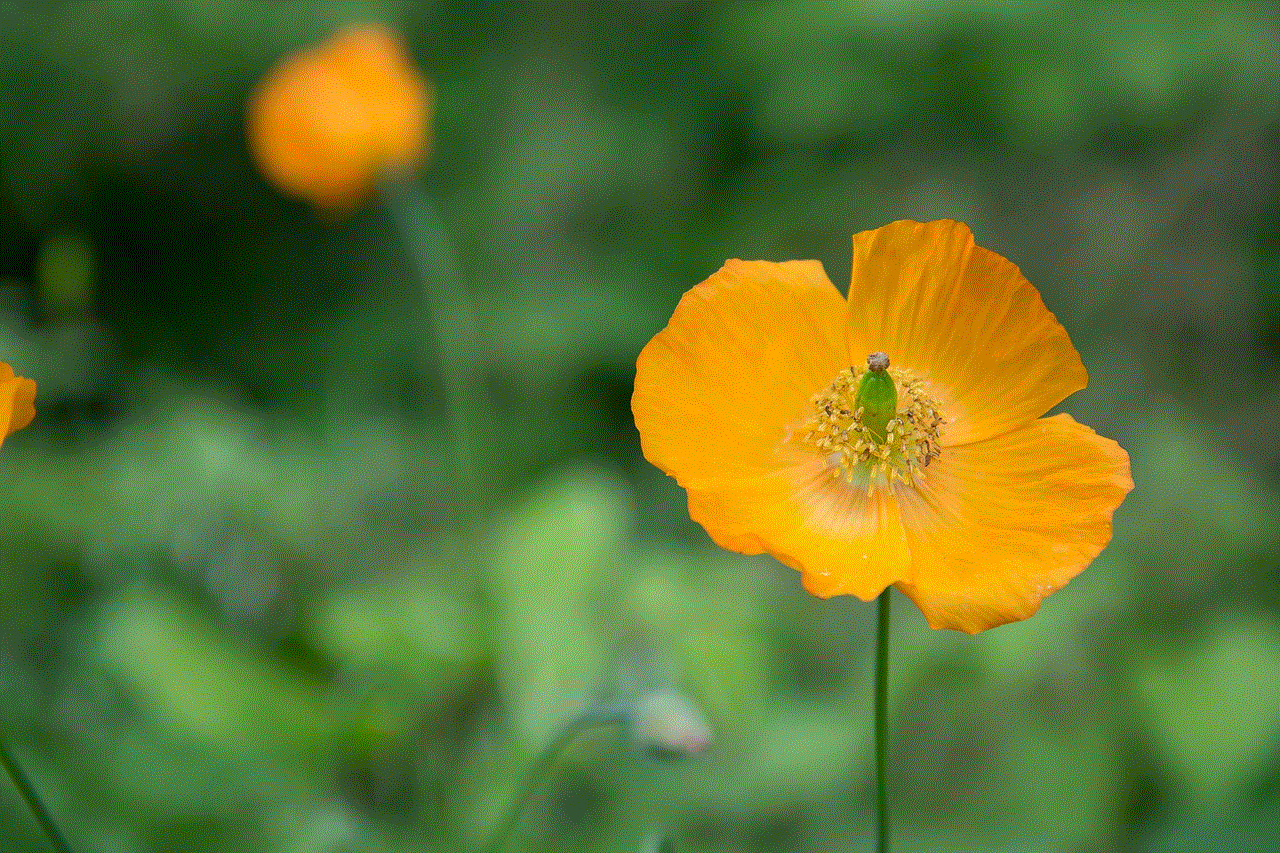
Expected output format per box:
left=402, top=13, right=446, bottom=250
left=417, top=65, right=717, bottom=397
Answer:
left=633, top=220, right=1133, bottom=633
left=247, top=24, right=434, bottom=213
left=0, top=361, right=36, bottom=447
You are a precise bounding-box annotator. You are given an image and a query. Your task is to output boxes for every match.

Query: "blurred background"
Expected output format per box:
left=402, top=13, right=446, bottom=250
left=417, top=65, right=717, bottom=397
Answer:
left=2, top=1, right=1278, bottom=851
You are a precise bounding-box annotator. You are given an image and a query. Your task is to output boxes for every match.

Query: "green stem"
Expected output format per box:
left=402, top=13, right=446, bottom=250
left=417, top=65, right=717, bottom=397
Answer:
left=379, top=179, right=485, bottom=524
left=874, top=589, right=890, bottom=853
left=482, top=706, right=630, bottom=853
left=0, top=734, right=74, bottom=853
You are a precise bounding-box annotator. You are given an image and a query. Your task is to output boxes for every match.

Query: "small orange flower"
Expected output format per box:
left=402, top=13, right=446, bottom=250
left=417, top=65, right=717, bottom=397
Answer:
left=0, top=361, right=36, bottom=447
left=247, top=24, right=434, bottom=213
left=633, top=220, right=1133, bottom=633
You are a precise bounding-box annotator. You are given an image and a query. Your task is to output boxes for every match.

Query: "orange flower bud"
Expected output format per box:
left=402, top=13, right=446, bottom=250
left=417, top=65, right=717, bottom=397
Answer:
left=247, top=24, right=434, bottom=213
left=0, top=362, right=36, bottom=447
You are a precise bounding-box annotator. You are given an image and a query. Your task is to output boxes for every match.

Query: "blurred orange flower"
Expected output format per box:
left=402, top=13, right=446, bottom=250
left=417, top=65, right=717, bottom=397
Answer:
left=0, top=362, right=36, bottom=447
left=247, top=24, right=434, bottom=213
left=633, top=220, right=1133, bottom=633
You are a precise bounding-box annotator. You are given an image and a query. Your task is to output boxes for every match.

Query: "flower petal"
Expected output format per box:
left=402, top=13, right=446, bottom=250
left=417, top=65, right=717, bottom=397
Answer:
left=681, top=455, right=911, bottom=600
left=845, top=220, right=1087, bottom=446
left=635, top=259, right=847, bottom=487
left=633, top=259, right=910, bottom=598
left=765, top=464, right=910, bottom=601
left=0, top=361, right=36, bottom=445
left=893, top=413, right=1133, bottom=633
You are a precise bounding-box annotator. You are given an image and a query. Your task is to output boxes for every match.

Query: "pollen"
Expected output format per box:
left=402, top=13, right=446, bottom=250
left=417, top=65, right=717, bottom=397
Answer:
left=796, top=355, right=944, bottom=493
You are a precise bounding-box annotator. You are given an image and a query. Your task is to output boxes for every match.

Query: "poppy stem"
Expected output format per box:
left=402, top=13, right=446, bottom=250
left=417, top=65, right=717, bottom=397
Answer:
left=0, top=733, right=75, bottom=853
left=379, top=178, right=487, bottom=525
left=481, top=705, right=630, bottom=853
left=874, top=588, right=890, bottom=853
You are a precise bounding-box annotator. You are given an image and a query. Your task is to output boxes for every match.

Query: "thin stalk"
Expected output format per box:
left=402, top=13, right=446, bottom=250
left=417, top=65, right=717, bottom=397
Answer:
left=379, top=179, right=485, bottom=524
left=380, top=179, right=492, bottom=853
left=482, top=705, right=630, bottom=853
left=0, top=734, right=74, bottom=853
left=874, top=589, right=890, bottom=853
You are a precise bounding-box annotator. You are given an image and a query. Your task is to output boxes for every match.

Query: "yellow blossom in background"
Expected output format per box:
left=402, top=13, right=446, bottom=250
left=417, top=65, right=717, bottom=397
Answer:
left=633, top=220, right=1133, bottom=633
left=247, top=24, right=434, bottom=213
left=0, top=362, right=36, bottom=447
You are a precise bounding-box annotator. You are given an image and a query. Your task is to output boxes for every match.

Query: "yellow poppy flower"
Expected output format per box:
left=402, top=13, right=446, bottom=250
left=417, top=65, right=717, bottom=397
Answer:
left=0, top=361, right=36, bottom=447
left=247, top=24, right=434, bottom=213
left=633, top=220, right=1133, bottom=633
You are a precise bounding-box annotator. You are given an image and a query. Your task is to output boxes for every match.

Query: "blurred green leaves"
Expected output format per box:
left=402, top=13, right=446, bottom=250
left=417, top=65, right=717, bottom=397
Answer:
left=489, top=465, right=631, bottom=744
left=1130, top=611, right=1280, bottom=808
left=36, top=233, right=96, bottom=316
left=91, top=588, right=330, bottom=759
left=1, top=1, right=1279, bottom=852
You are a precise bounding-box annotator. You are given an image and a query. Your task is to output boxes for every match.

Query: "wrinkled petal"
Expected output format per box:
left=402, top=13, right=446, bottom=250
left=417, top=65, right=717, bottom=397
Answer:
left=780, top=465, right=910, bottom=600
left=682, top=458, right=911, bottom=601
left=845, top=220, right=1087, bottom=446
left=893, top=413, right=1133, bottom=633
left=0, top=361, right=36, bottom=445
left=633, top=259, right=910, bottom=598
left=635, top=259, right=847, bottom=487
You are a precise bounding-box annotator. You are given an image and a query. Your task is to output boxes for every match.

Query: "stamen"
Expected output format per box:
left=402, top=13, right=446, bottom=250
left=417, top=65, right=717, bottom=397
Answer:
left=795, top=356, right=944, bottom=493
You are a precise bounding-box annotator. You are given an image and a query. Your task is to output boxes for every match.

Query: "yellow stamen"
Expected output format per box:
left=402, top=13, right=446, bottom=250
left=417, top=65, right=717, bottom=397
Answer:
left=795, top=358, right=945, bottom=493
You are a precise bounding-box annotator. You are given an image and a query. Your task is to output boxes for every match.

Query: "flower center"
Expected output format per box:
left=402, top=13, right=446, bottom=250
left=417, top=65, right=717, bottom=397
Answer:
left=796, top=352, right=944, bottom=492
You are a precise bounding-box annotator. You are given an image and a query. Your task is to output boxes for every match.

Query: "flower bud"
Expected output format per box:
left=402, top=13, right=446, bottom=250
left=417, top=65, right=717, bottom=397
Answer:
left=247, top=24, right=434, bottom=213
left=630, top=691, right=711, bottom=759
